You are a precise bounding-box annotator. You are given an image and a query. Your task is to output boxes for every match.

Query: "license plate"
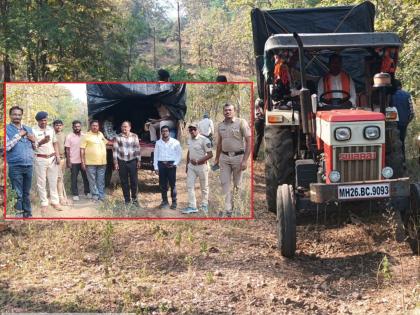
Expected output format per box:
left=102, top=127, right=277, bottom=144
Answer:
left=338, top=183, right=390, bottom=200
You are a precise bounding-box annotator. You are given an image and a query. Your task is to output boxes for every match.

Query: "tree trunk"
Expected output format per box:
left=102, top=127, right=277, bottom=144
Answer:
left=40, top=39, right=48, bottom=81
left=177, top=1, right=182, bottom=67
left=3, top=55, right=12, bottom=82
left=1, top=0, right=11, bottom=81
left=153, top=27, right=156, bottom=69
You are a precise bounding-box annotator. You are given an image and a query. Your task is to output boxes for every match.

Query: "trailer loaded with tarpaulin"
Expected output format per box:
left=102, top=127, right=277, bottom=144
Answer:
left=251, top=1, right=376, bottom=98
left=87, top=83, right=187, bottom=121
left=86, top=83, right=187, bottom=177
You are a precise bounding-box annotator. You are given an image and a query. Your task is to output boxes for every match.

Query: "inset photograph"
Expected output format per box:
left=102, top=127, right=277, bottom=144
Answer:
left=4, top=82, right=252, bottom=219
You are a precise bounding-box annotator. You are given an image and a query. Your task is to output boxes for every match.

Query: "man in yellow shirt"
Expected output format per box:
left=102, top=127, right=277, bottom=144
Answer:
left=80, top=120, right=108, bottom=201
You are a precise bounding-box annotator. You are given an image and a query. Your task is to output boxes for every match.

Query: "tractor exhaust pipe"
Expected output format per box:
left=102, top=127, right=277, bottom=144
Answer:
left=293, top=32, right=306, bottom=90
left=293, top=32, right=311, bottom=136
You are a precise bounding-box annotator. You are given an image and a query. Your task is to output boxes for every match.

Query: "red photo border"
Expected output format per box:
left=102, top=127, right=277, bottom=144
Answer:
left=3, top=81, right=255, bottom=221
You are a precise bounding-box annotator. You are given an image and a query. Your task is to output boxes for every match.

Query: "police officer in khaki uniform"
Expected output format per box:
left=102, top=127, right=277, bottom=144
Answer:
left=183, top=122, right=213, bottom=214
left=214, top=103, right=251, bottom=217
left=32, top=111, right=62, bottom=212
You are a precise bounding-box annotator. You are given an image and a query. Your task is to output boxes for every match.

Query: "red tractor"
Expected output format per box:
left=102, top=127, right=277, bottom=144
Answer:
left=251, top=2, right=419, bottom=257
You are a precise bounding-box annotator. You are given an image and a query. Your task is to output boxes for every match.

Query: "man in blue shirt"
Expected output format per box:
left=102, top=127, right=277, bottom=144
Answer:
left=6, top=106, right=37, bottom=218
left=392, top=80, right=415, bottom=160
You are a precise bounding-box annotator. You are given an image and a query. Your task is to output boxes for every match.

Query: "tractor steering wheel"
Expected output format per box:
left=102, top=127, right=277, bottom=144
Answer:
left=319, top=90, right=351, bottom=107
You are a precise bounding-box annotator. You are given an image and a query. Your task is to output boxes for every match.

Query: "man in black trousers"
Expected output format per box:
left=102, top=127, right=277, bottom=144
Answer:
left=113, top=121, right=141, bottom=205
left=253, top=98, right=265, bottom=160
left=65, top=120, right=91, bottom=201
left=153, top=125, right=182, bottom=209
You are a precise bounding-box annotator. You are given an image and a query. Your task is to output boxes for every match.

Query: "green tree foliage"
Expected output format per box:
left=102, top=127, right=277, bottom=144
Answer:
left=5, top=84, right=87, bottom=130
left=0, top=85, right=3, bottom=138
left=1, top=0, right=174, bottom=82
left=1, top=0, right=417, bottom=97
left=182, top=2, right=255, bottom=76
left=317, top=0, right=419, bottom=95
left=2, top=0, right=117, bottom=81
left=372, top=0, right=419, bottom=95
left=181, top=0, right=418, bottom=95
left=185, top=83, right=251, bottom=124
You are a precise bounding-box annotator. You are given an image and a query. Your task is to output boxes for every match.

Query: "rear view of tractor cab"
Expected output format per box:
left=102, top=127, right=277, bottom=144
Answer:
left=251, top=2, right=419, bottom=257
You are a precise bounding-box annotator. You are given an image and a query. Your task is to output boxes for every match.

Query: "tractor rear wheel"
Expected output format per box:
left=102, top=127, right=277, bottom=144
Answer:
left=265, top=126, right=294, bottom=213
left=277, top=184, right=296, bottom=258
left=385, top=123, right=405, bottom=178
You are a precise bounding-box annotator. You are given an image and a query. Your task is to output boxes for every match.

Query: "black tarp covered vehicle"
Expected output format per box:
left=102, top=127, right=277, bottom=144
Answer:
left=251, top=1, right=375, bottom=98
left=86, top=83, right=187, bottom=181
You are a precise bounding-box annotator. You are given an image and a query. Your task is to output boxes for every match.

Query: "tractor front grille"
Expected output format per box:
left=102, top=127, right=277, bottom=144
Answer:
left=333, top=145, right=382, bottom=182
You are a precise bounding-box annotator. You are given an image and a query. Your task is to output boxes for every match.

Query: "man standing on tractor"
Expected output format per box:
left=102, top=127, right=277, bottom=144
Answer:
left=157, top=69, right=170, bottom=82
left=392, top=79, right=415, bottom=161
left=317, top=53, right=356, bottom=107
left=157, top=69, right=173, bottom=91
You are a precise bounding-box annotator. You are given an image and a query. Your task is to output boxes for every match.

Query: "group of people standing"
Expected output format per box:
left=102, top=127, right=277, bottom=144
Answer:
left=6, top=107, right=109, bottom=217
left=153, top=103, right=251, bottom=217
left=6, top=102, right=251, bottom=218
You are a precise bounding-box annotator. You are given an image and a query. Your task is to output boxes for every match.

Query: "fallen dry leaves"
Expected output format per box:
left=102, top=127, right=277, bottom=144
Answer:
left=0, top=161, right=418, bottom=314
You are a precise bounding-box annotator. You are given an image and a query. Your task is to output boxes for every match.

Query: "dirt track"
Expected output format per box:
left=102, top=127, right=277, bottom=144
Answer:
left=0, top=159, right=418, bottom=314
left=28, top=151, right=251, bottom=219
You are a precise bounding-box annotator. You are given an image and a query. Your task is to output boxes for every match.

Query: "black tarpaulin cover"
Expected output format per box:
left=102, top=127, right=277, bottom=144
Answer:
left=251, top=1, right=376, bottom=97
left=86, top=83, right=187, bottom=120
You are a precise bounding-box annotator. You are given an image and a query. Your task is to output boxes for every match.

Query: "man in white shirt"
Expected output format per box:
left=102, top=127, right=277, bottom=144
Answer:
left=317, top=54, right=356, bottom=107
left=32, top=111, right=62, bottom=211
left=198, top=113, right=214, bottom=145
left=153, top=125, right=182, bottom=209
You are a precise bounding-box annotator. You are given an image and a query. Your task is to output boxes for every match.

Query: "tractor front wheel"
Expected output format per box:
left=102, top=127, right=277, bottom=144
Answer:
left=277, top=184, right=296, bottom=258
left=265, top=127, right=294, bottom=213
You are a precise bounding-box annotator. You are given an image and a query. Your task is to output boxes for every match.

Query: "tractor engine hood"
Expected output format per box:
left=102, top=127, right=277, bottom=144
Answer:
left=316, top=109, right=385, bottom=146
left=316, top=109, right=385, bottom=122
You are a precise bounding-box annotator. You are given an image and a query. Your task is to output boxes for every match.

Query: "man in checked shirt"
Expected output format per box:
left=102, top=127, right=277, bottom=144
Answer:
left=113, top=121, right=141, bottom=205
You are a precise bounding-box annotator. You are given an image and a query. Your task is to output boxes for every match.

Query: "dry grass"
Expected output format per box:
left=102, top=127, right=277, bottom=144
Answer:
left=1, top=96, right=418, bottom=314
left=0, top=161, right=418, bottom=314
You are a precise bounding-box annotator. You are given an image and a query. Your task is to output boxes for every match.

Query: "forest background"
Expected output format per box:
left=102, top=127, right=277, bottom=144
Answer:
left=0, top=1, right=419, bottom=313
left=1, top=0, right=418, bottom=163
left=1, top=0, right=418, bottom=95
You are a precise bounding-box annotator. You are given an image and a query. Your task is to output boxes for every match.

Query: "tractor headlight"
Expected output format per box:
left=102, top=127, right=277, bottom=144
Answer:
left=385, top=107, right=399, bottom=121
left=364, top=126, right=380, bottom=140
left=329, top=170, right=341, bottom=183
left=334, top=127, right=351, bottom=141
left=382, top=167, right=393, bottom=179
